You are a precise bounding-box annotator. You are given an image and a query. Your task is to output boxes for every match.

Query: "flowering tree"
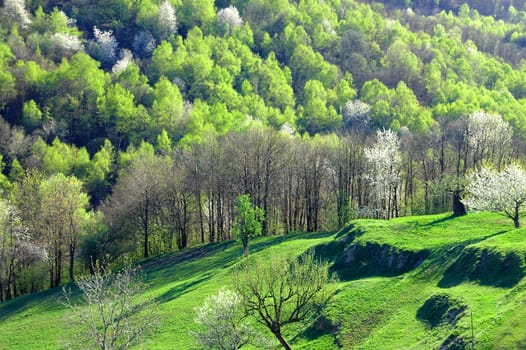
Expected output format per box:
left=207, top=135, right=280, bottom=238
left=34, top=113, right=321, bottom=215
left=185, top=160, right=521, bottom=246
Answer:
left=112, top=49, right=133, bottom=74
left=193, top=288, right=261, bottom=350
left=342, top=100, right=371, bottom=131
left=365, top=129, right=401, bottom=219
left=464, top=164, right=526, bottom=228
left=217, top=6, right=243, bottom=35
left=2, top=0, right=31, bottom=27
left=0, top=200, right=45, bottom=301
left=158, top=0, right=177, bottom=39
left=465, top=111, right=512, bottom=170
left=88, top=26, right=119, bottom=68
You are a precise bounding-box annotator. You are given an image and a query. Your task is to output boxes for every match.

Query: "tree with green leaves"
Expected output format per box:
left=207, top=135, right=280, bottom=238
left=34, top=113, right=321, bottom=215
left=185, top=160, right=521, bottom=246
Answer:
left=39, top=173, right=89, bottom=284
left=233, top=250, right=337, bottom=350
left=233, top=194, right=264, bottom=257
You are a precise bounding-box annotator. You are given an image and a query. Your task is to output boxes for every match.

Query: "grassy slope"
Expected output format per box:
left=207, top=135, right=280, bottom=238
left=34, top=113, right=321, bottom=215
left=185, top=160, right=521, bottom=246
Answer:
left=1, top=212, right=526, bottom=349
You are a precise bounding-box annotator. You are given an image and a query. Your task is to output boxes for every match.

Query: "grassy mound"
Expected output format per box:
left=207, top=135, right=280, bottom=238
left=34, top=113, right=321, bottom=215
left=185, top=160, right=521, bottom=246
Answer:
left=2, top=212, right=526, bottom=349
left=332, top=241, right=429, bottom=279
left=416, top=293, right=466, bottom=327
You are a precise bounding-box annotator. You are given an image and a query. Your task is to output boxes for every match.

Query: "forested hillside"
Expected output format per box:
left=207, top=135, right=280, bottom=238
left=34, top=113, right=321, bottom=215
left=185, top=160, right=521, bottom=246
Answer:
left=2, top=0, right=526, bottom=301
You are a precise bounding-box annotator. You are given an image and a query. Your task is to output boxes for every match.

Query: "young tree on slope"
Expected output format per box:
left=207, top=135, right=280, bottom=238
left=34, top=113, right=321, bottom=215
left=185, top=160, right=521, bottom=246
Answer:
left=233, top=194, right=264, bottom=257
left=464, top=164, right=526, bottom=228
left=234, top=250, right=336, bottom=350
left=61, top=265, right=159, bottom=350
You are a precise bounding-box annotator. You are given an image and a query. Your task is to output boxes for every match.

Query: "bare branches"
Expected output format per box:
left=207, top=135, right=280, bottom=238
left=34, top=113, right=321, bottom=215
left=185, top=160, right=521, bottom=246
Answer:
left=61, top=265, right=159, bottom=350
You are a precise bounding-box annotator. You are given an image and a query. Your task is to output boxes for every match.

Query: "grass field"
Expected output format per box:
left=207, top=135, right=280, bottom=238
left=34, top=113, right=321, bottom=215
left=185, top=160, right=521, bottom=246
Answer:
left=1, top=212, right=526, bottom=349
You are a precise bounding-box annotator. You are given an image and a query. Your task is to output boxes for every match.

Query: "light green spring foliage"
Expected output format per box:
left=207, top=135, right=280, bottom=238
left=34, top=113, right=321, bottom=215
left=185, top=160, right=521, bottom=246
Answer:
left=234, top=249, right=337, bottom=349
left=233, top=194, right=264, bottom=256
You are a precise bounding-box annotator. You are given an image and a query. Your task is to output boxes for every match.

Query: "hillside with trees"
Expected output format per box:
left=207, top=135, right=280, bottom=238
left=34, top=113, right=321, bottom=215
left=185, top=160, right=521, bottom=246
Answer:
left=1, top=213, right=526, bottom=349
left=2, top=0, right=526, bottom=318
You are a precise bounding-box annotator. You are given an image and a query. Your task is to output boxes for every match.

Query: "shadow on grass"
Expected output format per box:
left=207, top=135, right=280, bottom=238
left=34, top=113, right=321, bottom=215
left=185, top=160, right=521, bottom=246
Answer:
left=295, top=314, right=339, bottom=345
left=249, top=231, right=335, bottom=255
left=0, top=286, right=64, bottom=323
left=144, top=232, right=336, bottom=287
left=410, top=230, right=508, bottom=285
left=438, top=240, right=525, bottom=288
left=313, top=226, right=364, bottom=263
left=155, top=272, right=214, bottom=304
left=142, top=240, right=238, bottom=275
left=416, top=293, right=466, bottom=328
left=423, top=214, right=457, bottom=227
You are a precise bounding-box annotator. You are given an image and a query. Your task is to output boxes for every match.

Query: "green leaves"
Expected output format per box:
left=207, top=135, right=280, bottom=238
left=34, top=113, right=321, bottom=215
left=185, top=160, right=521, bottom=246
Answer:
left=233, top=194, right=264, bottom=256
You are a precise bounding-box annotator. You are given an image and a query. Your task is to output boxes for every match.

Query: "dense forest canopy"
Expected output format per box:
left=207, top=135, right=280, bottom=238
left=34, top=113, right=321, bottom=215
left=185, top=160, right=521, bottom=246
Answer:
left=2, top=0, right=526, bottom=300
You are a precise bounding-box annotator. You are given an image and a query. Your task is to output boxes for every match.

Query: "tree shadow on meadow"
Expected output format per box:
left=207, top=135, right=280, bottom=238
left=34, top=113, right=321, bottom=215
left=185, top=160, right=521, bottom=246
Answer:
left=0, top=286, right=65, bottom=323
left=154, top=272, right=214, bottom=304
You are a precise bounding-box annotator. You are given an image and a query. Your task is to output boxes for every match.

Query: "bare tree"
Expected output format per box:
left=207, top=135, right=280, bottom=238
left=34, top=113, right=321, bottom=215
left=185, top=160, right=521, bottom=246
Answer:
left=102, top=153, right=166, bottom=258
left=234, top=250, right=337, bottom=350
left=61, top=265, right=159, bottom=350
left=160, top=150, right=195, bottom=251
left=465, top=111, right=513, bottom=170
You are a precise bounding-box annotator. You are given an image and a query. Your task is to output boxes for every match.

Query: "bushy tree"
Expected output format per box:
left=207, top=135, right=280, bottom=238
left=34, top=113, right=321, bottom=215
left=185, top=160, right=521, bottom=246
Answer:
left=234, top=250, right=336, bottom=350
left=39, top=173, right=89, bottom=284
left=233, top=194, right=264, bottom=257
left=193, top=288, right=262, bottom=350
left=464, top=164, right=526, bottom=228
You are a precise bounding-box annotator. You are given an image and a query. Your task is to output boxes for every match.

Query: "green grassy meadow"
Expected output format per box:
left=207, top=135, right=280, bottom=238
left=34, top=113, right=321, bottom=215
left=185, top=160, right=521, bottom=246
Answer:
left=1, top=212, right=526, bottom=349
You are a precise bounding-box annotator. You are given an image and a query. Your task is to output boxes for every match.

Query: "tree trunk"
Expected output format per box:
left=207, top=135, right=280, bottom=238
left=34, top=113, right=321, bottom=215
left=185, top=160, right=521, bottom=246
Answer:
left=55, top=248, right=62, bottom=287
left=514, top=204, right=520, bottom=228
left=144, top=216, right=149, bottom=259
left=69, top=244, right=75, bottom=282
left=452, top=191, right=466, bottom=217
left=272, top=329, right=292, bottom=350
